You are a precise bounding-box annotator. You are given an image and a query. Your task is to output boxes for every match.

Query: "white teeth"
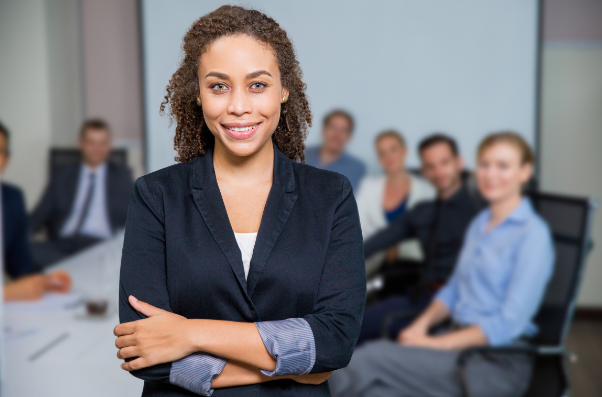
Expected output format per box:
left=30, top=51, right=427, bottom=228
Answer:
left=228, top=125, right=257, bottom=132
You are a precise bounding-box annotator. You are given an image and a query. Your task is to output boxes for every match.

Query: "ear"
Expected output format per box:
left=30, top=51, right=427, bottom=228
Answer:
left=457, top=155, right=465, bottom=170
left=520, top=162, right=533, bottom=184
left=281, top=88, right=289, bottom=102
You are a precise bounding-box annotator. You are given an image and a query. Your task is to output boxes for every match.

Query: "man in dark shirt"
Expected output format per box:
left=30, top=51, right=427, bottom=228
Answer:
left=358, top=134, right=485, bottom=344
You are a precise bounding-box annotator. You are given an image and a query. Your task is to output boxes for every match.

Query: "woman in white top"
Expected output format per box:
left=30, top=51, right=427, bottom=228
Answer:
left=356, top=130, right=435, bottom=276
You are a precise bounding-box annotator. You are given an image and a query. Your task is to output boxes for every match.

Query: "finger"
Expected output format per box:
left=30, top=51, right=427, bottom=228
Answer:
left=115, top=335, right=137, bottom=349
left=121, top=357, right=148, bottom=372
left=129, top=296, right=168, bottom=317
left=114, top=322, right=136, bottom=337
left=117, top=346, right=139, bottom=360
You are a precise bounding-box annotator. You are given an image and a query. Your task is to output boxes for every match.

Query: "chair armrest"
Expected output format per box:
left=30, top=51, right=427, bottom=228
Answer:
left=456, top=345, right=568, bottom=397
left=379, top=310, right=422, bottom=339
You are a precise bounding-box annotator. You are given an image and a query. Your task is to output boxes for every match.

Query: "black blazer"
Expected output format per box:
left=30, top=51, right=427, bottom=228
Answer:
left=29, top=161, right=134, bottom=239
left=119, top=144, right=366, bottom=396
left=2, top=183, right=37, bottom=278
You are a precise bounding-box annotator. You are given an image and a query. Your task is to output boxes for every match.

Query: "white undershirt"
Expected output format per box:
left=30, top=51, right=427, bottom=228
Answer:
left=234, top=232, right=258, bottom=280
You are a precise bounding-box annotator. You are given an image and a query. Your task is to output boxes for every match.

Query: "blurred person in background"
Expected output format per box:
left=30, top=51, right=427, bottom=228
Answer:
left=29, top=119, right=133, bottom=268
left=0, top=121, right=71, bottom=301
left=357, top=134, right=484, bottom=343
left=304, top=109, right=366, bottom=192
left=330, top=132, right=554, bottom=397
left=356, top=130, right=435, bottom=276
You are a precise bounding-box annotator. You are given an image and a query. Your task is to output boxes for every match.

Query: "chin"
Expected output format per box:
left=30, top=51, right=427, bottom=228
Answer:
left=217, top=135, right=269, bottom=158
left=481, top=191, right=505, bottom=203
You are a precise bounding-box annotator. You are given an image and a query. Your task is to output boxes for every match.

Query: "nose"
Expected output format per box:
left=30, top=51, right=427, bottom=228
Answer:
left=227, top=86, right=253, bottom=116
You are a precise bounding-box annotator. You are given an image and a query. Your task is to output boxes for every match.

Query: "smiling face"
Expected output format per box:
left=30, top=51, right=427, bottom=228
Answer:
left=476, top=142, right=532, bottom=204
left=376, top=135, right=407, bottom=175
left=420, top=142, right=463, bottom=193
left=322, top=115, right=352, bottom=154
left=198, top=34, right=288, bottom=158
left=79, top=128, right=112, bottom=168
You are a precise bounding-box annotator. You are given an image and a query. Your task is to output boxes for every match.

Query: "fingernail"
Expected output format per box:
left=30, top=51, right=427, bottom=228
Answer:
left=130, top=296, right=138, bottom=302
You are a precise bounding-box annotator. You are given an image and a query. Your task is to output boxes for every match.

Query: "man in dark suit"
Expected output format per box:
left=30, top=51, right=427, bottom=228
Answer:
left=30, top=119, right=134, bottom=268
left=0, top=121, right=71, bottom=300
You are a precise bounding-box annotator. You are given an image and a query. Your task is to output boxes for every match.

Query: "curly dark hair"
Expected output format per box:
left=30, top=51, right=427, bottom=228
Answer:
left=160, top=5, right=312, bottom=163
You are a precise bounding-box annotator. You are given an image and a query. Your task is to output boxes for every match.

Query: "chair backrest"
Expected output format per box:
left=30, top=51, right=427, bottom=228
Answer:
left=528, top=192, right=597, bottom=347
left=49, top=148, right=128, bottom=175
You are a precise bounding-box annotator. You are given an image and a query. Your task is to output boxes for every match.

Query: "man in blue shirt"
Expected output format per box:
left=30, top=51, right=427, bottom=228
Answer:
left=29, top=119, right=133, bottom=268
left=304, top=109, right=366, bottom=192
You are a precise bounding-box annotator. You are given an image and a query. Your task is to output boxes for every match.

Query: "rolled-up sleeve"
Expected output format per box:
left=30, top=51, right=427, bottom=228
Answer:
left=304, top=176, right=367, bottom=373
left=255, top=318, right=316, bottom=376
left=170, top=353, right=228, bottom=396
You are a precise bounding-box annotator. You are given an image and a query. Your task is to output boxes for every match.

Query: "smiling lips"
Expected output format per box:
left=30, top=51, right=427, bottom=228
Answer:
left=222, top=122, right=261, bottom=140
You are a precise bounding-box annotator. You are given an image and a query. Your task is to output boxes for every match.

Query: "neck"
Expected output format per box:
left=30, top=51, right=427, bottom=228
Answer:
left=386, top=168, right=408, bottom=185
left=83, top=160, right=104, bottom=171
left=213, top=138, right=274, bottom=186
left=319, top=146, right=343, bottom=164
left=489, top=193, right=522, bottom=227
left=438, top=177, right=462, bottom=200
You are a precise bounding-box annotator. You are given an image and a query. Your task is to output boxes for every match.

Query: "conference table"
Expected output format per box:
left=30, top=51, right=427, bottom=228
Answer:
left=3, top=232, right=142, bottom=397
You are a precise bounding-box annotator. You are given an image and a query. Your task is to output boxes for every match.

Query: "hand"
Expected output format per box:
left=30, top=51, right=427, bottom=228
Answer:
left=399, top=333, right=442, bottom=349
left=397, top=322, right=428, bottom=344
left=45, top=271, right=71, bottom=293
left=288, top=372, right=332, bottom=385
left=114, top=296, right=196, bottom=371
left=4, top=275, right=46, bottom=301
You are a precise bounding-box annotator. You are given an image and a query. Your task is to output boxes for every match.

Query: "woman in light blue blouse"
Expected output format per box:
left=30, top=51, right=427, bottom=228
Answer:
left=329, top=132, right=555, bottom=397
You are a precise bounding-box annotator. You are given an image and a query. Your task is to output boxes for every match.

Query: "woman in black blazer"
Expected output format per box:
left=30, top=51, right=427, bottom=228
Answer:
left=114, top=6, right=366, bottom=396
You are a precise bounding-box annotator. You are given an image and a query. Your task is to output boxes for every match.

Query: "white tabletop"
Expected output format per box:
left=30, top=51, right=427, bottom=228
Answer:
left=2, top=232, right=143, bottom=397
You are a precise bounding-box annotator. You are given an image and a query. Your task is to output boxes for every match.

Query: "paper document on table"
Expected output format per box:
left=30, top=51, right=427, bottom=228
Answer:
left=4, top=292, right=84, bottom=313
left=4, top=324, right=42, bottom=343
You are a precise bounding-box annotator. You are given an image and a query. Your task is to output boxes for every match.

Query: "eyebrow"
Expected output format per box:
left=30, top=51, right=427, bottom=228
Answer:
left=246, top=70, right=272, bottom=79
left=204, top=70, right=272, bottom=79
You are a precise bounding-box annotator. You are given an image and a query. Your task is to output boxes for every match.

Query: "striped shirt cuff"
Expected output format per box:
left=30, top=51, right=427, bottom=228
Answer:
left=255, top=318, right=316, bottom=377
left=169, top=352, right=227, bottom=396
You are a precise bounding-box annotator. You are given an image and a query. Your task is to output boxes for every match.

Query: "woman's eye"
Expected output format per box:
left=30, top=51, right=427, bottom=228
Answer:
left=251, top=83, right=266, bottom=89
left=212, top=83, right=227, bottom=90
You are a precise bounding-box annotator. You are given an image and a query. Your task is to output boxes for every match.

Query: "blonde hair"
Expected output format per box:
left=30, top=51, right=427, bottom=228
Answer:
left=375, top=129, right=406, bottom=148
left=477, top=131, right=534, bottom=165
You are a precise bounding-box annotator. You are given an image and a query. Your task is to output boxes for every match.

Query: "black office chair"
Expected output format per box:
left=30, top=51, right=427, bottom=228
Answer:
left=49, top=148, right=128, bottom=175
left=380, top=192, right=597, bottom=397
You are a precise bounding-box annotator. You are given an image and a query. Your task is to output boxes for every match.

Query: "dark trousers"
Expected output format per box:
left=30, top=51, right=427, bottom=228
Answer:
left=357, top=291, right=435, bottom=346
left=31, top=235, right=102, bottom=269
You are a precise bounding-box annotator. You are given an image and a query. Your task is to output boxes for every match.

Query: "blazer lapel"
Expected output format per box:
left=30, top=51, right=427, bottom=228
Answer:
left=190, top=149, right=249, bottom=295
left=246, top=145, right=298, bottom=297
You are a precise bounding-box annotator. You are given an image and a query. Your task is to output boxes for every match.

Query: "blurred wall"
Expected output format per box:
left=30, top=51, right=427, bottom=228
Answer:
left=80, top=0, right=145, bottom=178
left=46, top=0, right=84, bottom=147
left=0, top=0, right=54, bottom=209
left=540, top=0, right=602, bottom=307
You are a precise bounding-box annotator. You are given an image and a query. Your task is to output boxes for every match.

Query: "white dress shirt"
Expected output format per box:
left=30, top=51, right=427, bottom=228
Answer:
left=355, top=173, right=436, bottom=276
left=60, top=163, right=112, bottom=239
